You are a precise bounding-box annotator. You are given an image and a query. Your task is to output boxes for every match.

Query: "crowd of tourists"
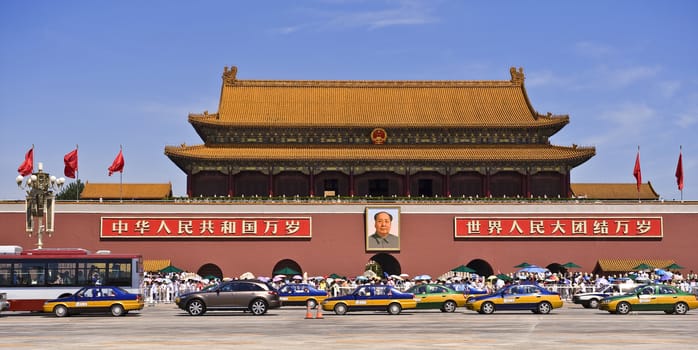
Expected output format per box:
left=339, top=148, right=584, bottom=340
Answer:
left=141, top=268, right=698, bottom=304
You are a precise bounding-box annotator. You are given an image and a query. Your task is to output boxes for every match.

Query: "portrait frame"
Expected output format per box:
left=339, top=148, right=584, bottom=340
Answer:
left=365, top=206, right=401, bottom=252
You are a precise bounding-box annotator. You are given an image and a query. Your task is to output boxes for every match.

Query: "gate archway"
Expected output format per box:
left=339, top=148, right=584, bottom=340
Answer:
left=466, top=259, right=493, bottom=277
left=369, top=253, right=402, bottom=277
left=197, top=263, right=223, bottom=280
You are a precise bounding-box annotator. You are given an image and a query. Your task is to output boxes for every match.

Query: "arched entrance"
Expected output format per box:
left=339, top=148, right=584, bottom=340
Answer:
left=466, top=259, right=493, bottom=277
left=547, top=262, right=566, bottom=274
left=197, top=263, right=223, bottom=280
left=369, top=253, right=401, bottom=277
left=272, top=259, right=302, bottom=277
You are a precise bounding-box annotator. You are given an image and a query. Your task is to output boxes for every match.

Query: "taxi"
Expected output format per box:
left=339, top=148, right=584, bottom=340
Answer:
left=465, top=283, right=563, bottom=314
left=277, top=283, right=328, bottom=308
left=43, top=286, right=144, bottom=317
left=405, top=283, right=467, bottom=312
left=321, top=285, right=416, bottom=315
left=599, top=284, right=698, bottom=315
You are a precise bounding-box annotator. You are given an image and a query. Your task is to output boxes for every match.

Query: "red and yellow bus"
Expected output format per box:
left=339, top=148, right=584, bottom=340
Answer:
left=0, top=246, right=142, bottom=312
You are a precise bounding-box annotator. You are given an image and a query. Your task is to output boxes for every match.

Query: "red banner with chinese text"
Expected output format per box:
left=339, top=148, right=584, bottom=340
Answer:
left=100, top=217, right=312, bottom=238
left=454, top=217, right=662, bottom=238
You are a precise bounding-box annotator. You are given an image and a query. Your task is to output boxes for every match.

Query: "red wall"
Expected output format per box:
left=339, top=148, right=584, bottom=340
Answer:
left=0, top=203, right=696, bottom=278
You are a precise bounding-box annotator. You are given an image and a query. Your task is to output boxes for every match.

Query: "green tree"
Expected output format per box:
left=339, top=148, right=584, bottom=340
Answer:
left=56, top=179, right=84, bottom=200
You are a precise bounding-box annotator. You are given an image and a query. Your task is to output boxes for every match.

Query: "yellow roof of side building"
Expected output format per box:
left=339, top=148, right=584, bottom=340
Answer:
left=80, top=182, right=172, bottom=200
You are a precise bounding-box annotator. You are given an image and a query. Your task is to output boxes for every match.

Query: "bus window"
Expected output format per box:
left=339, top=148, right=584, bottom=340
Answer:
left=107, top=261, right=131, bottom=286
left=0, top=263, right=11, bottom=286
left=16, top=262, right=47, bottom=286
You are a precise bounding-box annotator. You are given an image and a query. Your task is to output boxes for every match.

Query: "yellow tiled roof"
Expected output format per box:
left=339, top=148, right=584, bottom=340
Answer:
left=192, top=68, right=569, bottom=128
left=165, top=144, right=595, bottom=165
left=143, top=259, right=171, bottom=272
left=595, top=259, right=674, bottom=273
left=80, top=182, right=172, bottom=200
left=571, top=183, right=659, bottom=200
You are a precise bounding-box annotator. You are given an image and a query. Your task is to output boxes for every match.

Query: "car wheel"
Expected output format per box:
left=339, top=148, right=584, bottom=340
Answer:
left=110, top=304, right=125, bottom=317
left=334, top=303, right=348, bottom=315
left=250, top=299, right=268, bottom=315
left=387, top=303, right=402, bottom=315
left=588, top=299, right=599, bottom=309
left=481, top=301, right=495, bottom=314
left=187, top=299, right=206, bottom=316
left=674, top=302, right=688, bottom=315
left=537, top=302, right=552, bottom=314
left=616, top=301, right=631, bottom=315
left=307, top=299, right=317, bottom=309
left=442, top=300, right=457, bottom=313
left=54, top=305, right=69, bottom=317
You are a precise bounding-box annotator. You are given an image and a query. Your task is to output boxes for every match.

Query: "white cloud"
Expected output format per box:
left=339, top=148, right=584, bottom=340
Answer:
left=657, top=80, right=681, bottom=98
left=573, top=41, right=615, bottom=59
left=604, top=66, right=661, bottom=88
left=676, top=108, right=698, bottom=128
left=274, top=0, right=437, bottom=33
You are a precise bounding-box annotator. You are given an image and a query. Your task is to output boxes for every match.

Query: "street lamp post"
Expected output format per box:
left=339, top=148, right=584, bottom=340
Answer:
left=16, top=162, right=65, bottom=249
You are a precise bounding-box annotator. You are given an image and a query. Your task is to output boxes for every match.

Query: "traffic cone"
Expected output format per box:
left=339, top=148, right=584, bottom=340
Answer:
left=315, top=303, right=324, bottom=319
left=304, top=302, right=314, bottom=319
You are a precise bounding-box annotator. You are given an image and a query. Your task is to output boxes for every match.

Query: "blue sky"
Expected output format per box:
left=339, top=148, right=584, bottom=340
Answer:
left=1, top=0, right=696, bottom=201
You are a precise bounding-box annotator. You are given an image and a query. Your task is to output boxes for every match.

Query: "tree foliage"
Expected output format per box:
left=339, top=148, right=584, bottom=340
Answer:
left=56, top=179, right=84, bottom=200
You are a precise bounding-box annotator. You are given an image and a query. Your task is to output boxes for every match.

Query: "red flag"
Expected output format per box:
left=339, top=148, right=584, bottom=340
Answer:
left=64, top=148, right=78, bottom=178
left=108, top=149, right=124, bottom=176
left=633, top=151, right=642, bottom=191
left=18, top=148, right=34, bottom=176
left=676, top=152, right=684, bottom=191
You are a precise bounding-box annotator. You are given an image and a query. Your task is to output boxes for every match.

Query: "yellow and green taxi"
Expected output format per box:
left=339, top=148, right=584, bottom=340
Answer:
left=599, top=284, right=698, bottom=315
left=321, top=284, right=417, bottom=315
left=465, top=283, right=563, bottom=314
left=43, top=286, right=144, bottom=317
left=277, top=283, right=328, bottom=308
left=405, top=283, right=467, bottom=312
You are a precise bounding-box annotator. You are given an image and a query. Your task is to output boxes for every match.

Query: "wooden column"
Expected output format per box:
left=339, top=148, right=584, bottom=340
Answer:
left=309, top=168, right=315, bottom=197
left=268, top=167, right=274, bottom=197
left=404, top=168, right=411, bottom=197
left=349, top=168, right=355, bottom=197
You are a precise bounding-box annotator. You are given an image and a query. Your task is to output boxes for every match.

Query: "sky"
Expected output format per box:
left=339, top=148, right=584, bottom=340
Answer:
left=1, top=0, right=696, bottom=201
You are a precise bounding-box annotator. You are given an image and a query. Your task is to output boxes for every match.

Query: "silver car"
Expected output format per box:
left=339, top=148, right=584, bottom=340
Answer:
left=175, top=280, right=281, bottom=316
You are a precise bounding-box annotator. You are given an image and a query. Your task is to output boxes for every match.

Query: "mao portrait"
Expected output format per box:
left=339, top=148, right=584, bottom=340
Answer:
left=365, top=207, right=400, bottom=251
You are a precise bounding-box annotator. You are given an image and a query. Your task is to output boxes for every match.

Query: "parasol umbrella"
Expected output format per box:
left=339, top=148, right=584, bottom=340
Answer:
left=363, top=270, right=378, bottom=278
left=496, top=273, right=513, bottom=281
left=328, top=273, right=343, bottom=279
left=292, top=274, right=303, bottom=280
left=562, top=262, right=582, bottom=269
left=518, top=265, right=549, bottom=274
left=632, top=263, right=653, bottom=271
left=274, top=267, right=300, bottom=275
left=415, top=274, right=432, bottom=281
left=399, top=273, right=410, bottom=279
left=239, top=271, right=255, bottom=279
left=450, top=264, right=476, bottom=273
left=487, top=275, right=498, bottom=280
left=514, top=262, right=532, bottom=268
left=664, top=263, right=685, bottom=270
left=159, top=265, right=184, bottom=274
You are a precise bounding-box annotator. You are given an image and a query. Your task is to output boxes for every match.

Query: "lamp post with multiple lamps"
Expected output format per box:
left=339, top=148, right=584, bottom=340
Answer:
left=16, top=162, right=65, bottom=249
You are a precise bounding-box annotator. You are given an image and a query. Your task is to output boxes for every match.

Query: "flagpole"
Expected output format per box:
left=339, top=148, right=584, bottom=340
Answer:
left=636, top=145, right=641, bottom=203
left=76, top=144, right=80, bottom=202
left=679, top=145, right=683, bottom=203
left=119, top=144, right=123, bottom=203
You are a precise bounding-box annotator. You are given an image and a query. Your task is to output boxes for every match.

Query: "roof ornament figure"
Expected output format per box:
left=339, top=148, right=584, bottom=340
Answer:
left=509, top=67, right=525, bottom=85
left=223, top=66, right=238, bottom=85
